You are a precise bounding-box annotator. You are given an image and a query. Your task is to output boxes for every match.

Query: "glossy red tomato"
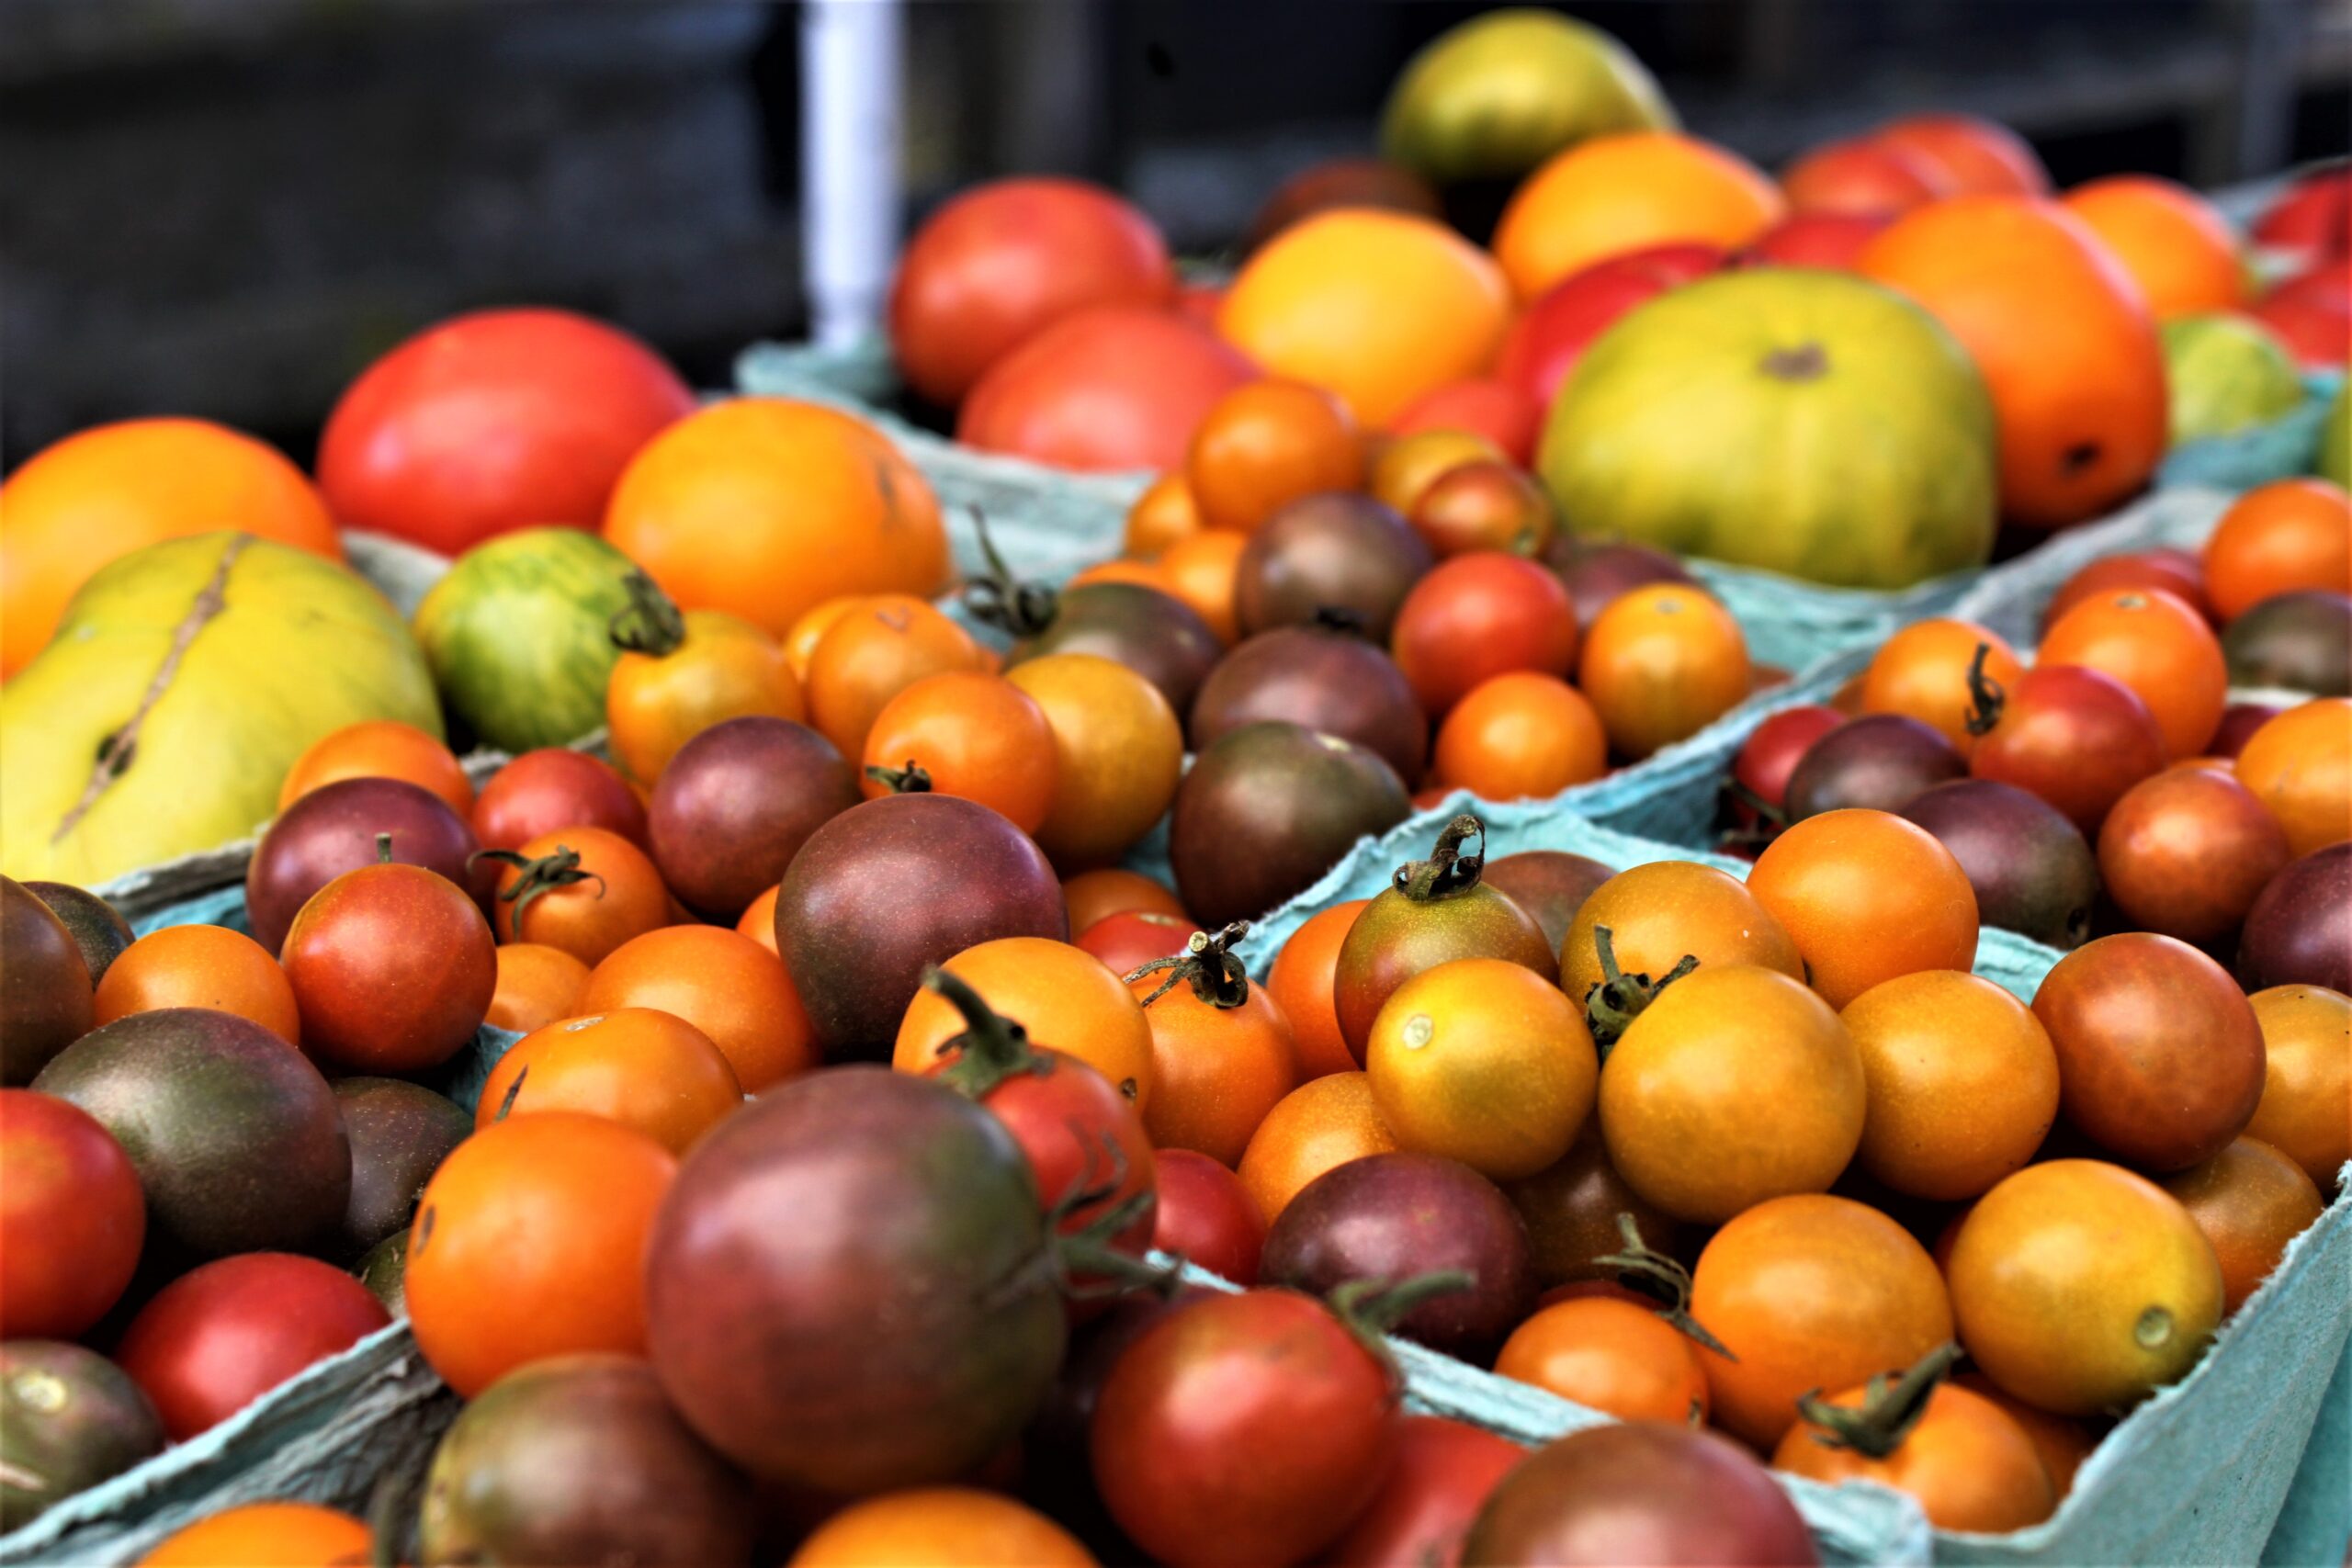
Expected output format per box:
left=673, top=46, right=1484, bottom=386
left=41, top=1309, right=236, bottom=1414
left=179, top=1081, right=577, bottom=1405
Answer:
left=1392, top=553, right=1580, bottom=716
left=1325, top=1416, right=1526, bottom=1568
left=279, top=862, right=497, bottom=1072
left=1091, top=1288, right=1407, bottom=1566
left=0, top=1089, right=145, bottom=1338
left=888, top=177, right=1174, bottom=406
left=116, top=1253, right=390, bottom=1439
left=317, top=308, right=693, bottom=554
left=1744, top=212, right=1890, bottom=267
left=1077, top=909, right=1199, bottom=977
left=1970, top=663, right=2169, bottom=834
left=470, top=748, right=649, bottom=854
left=1496, top=245, right=1725, bottom=408
left=1728, top=704, right=1845, bottom=832
left=1151, top=1146, right=1268, bottom=1286
left=956, top=306, right=1256, bottom=472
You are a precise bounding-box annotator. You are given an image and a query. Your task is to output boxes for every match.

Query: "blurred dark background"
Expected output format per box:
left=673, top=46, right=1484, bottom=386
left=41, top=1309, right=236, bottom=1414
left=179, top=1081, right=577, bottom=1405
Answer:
left=4, top=0, right=2346, bottom=466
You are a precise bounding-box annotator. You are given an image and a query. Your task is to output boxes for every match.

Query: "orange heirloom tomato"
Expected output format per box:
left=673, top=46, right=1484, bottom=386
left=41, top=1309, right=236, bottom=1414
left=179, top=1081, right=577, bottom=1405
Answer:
left=1557, top=860, right=1803, bottom=1025
left=581, top=925, right=819, bottom=1093
left=805, top=594, right=985, bottom=760
left=1689, top=1193, right=1954, bottom=1450
left=1235, top=1070, right=1397, bottom=1225
left=486, top=827, right=672, bottom=965
left=1577, top=585, right=1751, bottom=761
left=1125, top=472, right=1204, bottom=558
left=94, top=924, right=300, bottom=1048
left=485, top=942, right=592, bottom=1035
left=859, top=671, right=1057, bottom=834
left=1432, top=673, right=1608, bottom=800
left=1840, top=970, right=2061, bottom=1201
left=2038, top=588, right=2227, bottom=760
left=1747, top=808, right=1979, bottom=1009
left=1263, top=898, right=1370, bottom=1080
left=477, top=1009, right=742, bottom=1155
left=1495, top=1297, right=1711, bottom=1425
left=2201, top=478, right=2352, bottom=622
left=1005, top=654, right=1185, bottom=869
left=896, top=935, right=1157, bottom=1112
left=1185, top=380, right=1364, bottom=534
left=2244, top=984, right=2351, bottom=1192
left=1859, top=619, right=2022, bottom=757
left=606, top=572, right=804, bottom=782
left=1599, top=964, right=1864, bottom=1224
left=2157, top=1137, right=2324, bottom=1314
left=786, top=1487, right=1097, bottom=1568
left=1128, top=942, right=1298, bottom=1168
left=2234, top=700, right=2352, bottom=858
left=278, top=719, right=473, bottom=818
left=137, top=1502, right=372, bottom=1568
left=1771, top=1369, right=2056, bottom=1533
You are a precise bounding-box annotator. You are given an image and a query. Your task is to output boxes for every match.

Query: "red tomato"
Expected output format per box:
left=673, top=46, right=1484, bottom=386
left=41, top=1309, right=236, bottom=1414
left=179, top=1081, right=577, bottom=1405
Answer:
left=2252, top=259, right=2352, bottom=368
left=116, top=1253, right=390, bottom=1439
left=1077, top=909, right=1199, bottom=978
left=1743, top=212, right=1891, bottom=268
left=317, top=308, right=693, bottom=555
left=2254, top=168, right=2352, bottom=266
left=1970, top=663, right=2169, bottom=834
left=471, top=749, right=649, bottom=854
left=1729, top=705, right=1846, bottom=831
left=1392, top=553, right=1581, bottom=716
left=956, top=306, right=1257, bottom=472
left=0, top=1090, right=145, bottom=1339
left=1496, top=245, right=1725, bottom=408
left=1389, top=379, right=1542, bottom=466
left=1151, top=1147, right=1267, bottom=1286
left=279, top=863, right=497, bottom=1073
left=888, top=178, right=1174, bottom=406
left=1322, top=1416, right=1526, bottom=1568
left=1091, top=1288, right=1405, bottom=1566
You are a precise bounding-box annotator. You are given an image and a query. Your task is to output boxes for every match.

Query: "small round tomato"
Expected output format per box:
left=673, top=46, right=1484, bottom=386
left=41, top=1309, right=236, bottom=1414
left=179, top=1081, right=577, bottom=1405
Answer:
left=1264, top=898, right=1370, bottom=1080
left=1062, top=868, right=1188, bottom=932
left=1771, top=1362, right=2056, bottom=1533
left=1859, top=619, right=2023, bottom=756
left=406, top=1111, right=677, bottom=1398
left=1495, top=1296, right=1711, bottom=1424
left=1432, top=672, right=1607, bottom=800
left=783, top=595, right=869, bottom=682
left=2041, top=547, right=2213, bottom=632
left=1370, top=428, right=1504, bottom=515
left=1747, top=808, right=1979, bottom=1009
left=1600, top=965, right=1865, bottom=1225
left=1503, top=1120, right=1683, bottom=1290
left=1841, top=970, right=2059, bottom=1201
left=1237, top=1070, right=1399, bottom=1225
left=485, top=827, right=672, bottom=965
left=1146, top=528, right=1250, bottom=647
left=858, top=671, right=1057, bottom=834
left=2245, top=985, right=2351, bottom=1192
left=1950, top=1370, right=2103, bottom=1502
left=1689, top=1193, right=1954, bottom=1451
left=0, top=1089, right=144, bottom=1338
left=1726, top=703, right=1845, bottom=833
left=1185, top=379, right=1364, bottom=534
left=1129, top=939, right=1299, bottom=1169
left=2201, top=478, right=2351, bottom=622
left=1577, top=585, right=1750, bottom=761
left=471, top=748, right=648, bottom=855
left=2157, top=1137, right=2325, bottom=1313
left=2040, top=588, right=2228, bottom=758
left=485, top=942, right=591, bottom=1035
left=1076, top=908, right=1197, bottom=977
left=1125, top=471, right=1204, bottom=558
left=278, top=719, right=473, bottom=818
left=1558, top=860, right=1803, bottom=1030
left=1320, top=1416, right=1523, bottom=1568
left=896, top=935, right=1156, bottom=1112
left=116, top=1253, right=390, bottom=1439
left=2032, top=932, right=2265, bottom=1171
left=1409, top=460, right=1555, bottom=558
left=1152, top=1146, right=1268, bottom=1286
left=138, top=1502, right=372, bottom=1568
left=1969, top=661, right=2170, bottom=834
left=280, top=862, right=496, bottom=1072
left=735, top=885, right=782, bottom=953
left=804, top=595, right=985, bottom=761
left=789, top=1488, right=1093, bottom=1568
left=95, top=924, right=300, bottom=1047
left=2096, top=767, right=2290, bottom=942
left=479, top=1009, right=741, bottom=1155
left=1946, top=1159, right=2222, bottom=1416
left=580, top=925, right=816, bottom=1093
left=1005, top=653, right=1186, bottom=868
left=1392, top=553, right=1579, bottom=716
left=606, top=580, right=805, bottom=784
left=2234, top=699, right=2352, bottom=858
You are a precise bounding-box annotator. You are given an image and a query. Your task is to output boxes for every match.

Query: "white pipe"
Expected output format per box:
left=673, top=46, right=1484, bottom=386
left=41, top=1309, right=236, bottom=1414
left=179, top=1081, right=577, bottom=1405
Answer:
left=801, top=0, right=905, bottom=350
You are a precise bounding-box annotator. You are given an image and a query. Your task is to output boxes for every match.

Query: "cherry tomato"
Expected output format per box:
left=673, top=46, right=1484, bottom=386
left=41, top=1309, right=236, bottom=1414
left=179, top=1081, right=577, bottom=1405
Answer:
left=2157, top=1137, right=2324, bottom=1313
left=117, top=1253, right=390, bottom=1439
left=1841, top=970, right=2059, bottom=1201
left=1321, top=1416, right=1524, bottom=1568
left=2096, top=767, right=2290, bottom=942
left=0, top=1089, right=144, bottom=1338
left=1859, top=619, right=2023, bottom=755
left=1185, top=380, right=1364, bottom=534
left=1392, top=554, right=1579, bottom=716
left=1771, top=1363, right=2055, bottom=1533
left=280, top=862, right=496, bottom=1072
left=2040, top=588, right=2228, bottom=759
left=1237, top=1070, right=1399, bottom=1225
left=1969, top=662, right=2170, bottom=834
left=485, top=827, right=672, bottom=965
left=478, top=1009, right=742, bottom=1155
left=1076, top=909, right=1198, bottom=977
left=1152, top=1146, right=1267, bottom=1285
left=2244, top=984, right=2351, bottom=1192
left=471, top=748, right=648, bottom=854
left=1747, top=808, right=1979, bottom=1009
left=1495, top=1297, right=1711, bottom=1424
left=1726, top=704, right=1845, bottom=833
left=1577, top=586, right=1751, bottom=761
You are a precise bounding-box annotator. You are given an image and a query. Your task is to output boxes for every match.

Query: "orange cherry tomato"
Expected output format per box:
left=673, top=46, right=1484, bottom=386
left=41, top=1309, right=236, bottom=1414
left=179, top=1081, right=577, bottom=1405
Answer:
left=1370, top=428, right=1504, bottom=515
left=1840, top=969, right=2059, bottom=1201
left=1771, top=1371, right=2056, bottom=1533
left=2234, top=699, right=2352, bottom=857
left=278, top=719, right=473, bottom=818
left=2157, top=1137, right=2325, bottom=1313
left=1859, top=619, right=2023, bottom=757
left=1577, top=585, right=1750, bottom=760
left=1154, top=528, right=1251, bottom=645
left=1129, top=954, right=1298, bottom=1168
left=2097, top=766, right=2290, bottom=942
left=1068, top=558, right=1170, bottom=593
left=1235, top=1070, right=1397, bottom=1225
left=1062, top=868, right=1189, bottom=932
left=606, top=577, right=805, bottom=783
left=485, top=942, right=591, bottom=1035
left=1690, top=1193, right=1954, bottom=1450
left=1185, top=379, right=1364, bottom=534
left=1432, top=672, right=1608, bottom=800
left=487, top=827, right=672, bottom=965
left=1558, top=860, right=1803, bottom=1017
left=478, top=1008, right=742, bottom=1155
left=94, top=924, right=300, bottom=1047
left=2039, top=588, right=2227, bottom=759
left=896, top=936, right=1157, bottom=1112
left=858, top=671, right=1058, bottom=834
left=784, top=595, right=869, bottom=682
left=2201, top=478, right=2352, bottom=622
left=1747, top=808, right=1979, bottom=1009
left=1263, top=898, right=1370, bottom=1079
left=1125, top=472, right=1204, bottom=559
left=1951, top=1371, right=2103, bottom=1502
left=735, top=884, right=783, bottom=954
left=1495, top=1297, right=1711, bottom=1425
left=804, top=594, right=984, bottom=761
left=786, top=1487, right=1096, bottom=1568
left=1005, top=654, right=1185, bottom=869
left=581, top=924, right=818, bottom=1092
left=405, top=1111, right=676, bottom=1398
left=137, top=1502, right=372, bottom=1568
left=2245, top=984, right=2351, bottom=1193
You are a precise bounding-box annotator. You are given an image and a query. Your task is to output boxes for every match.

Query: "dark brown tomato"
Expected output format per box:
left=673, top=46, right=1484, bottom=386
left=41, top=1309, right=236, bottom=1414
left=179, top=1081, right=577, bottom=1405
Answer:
left=31, top=1008, right=349, bottom=1259
left=1462, top=1422, right=1819, bottom=1568
left=2222, top=590, right=2352, bottom=697
left=1261, top=1151, right=1534, bottom=1360
left=279, top=863, right=497, bottom=1074
left=1969, top=663, right=2170, bottom=834
left=1782, top=714, right=1966, bottom=820
left=23, top=883, right=133, bottom=989
left=0, top=1341, right=165, bottom=1533
left=245, top=777, right=483, bottom=954
left=1189, top=626, right=1430, bottom=786
left=649, top=716, right=859, bottom=920
left=1, top=876, right=93, bottom=1086
left=2097, top=769, right=2290, bottom=943
left=1006, top=581, right=1224, bottom=716
left=2210, top=702, right=2282, bottom=759
left=1725, top=705, right=1845, bottom=834
left=1325, top=1416, right=1527, bottom=1568
left=470, top=748, right=649, bottom=855
left=328, top=1077, right=473, bottom=1263
left=1542, top=538, right=1699, bottom=634
left=1481, top=851, right=1615, bottom=956
left=1168, top=722, right=1413, bottom=929
left=1235, top=491, right=1434, bottom=643
left=776, top=793, right=1068, bottom=1061
left=1505, top=1120, right=1683, bottom=1290
left=2157, top=1138, right=2326, bottom=1314
left=2032, top=933, right=2266, bottom=1171
left=2239, top=844, right=2352, bottom=993
left=1901, top=779, right=2100, bottom=950
left=418, top=1353, right=757, bottom=1568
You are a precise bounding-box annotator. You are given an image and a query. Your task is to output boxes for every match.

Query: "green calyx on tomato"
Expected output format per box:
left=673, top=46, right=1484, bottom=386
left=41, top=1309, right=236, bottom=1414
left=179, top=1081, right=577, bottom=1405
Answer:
left=1593, top=1212, right=1736, bottom=1360
left=1585, top=924, right=1699, bottom=1047
left=1126, top=921, right=1254, bottom=1010
left=865, top=760, right=935, bottom=795
left=471, top=843, right=606, bottom=943
left=1328, top=1269, right=1477, bottom=1370
left=1393, top=813, right=1488, bottom=902
left=607, top=569, right=687, bottom=658
left=923, top=965, right=1051, bottom=1101
left=1791, top=1340, right=1962, bottom=1460
left=959, top=512, right=1060, bottom=639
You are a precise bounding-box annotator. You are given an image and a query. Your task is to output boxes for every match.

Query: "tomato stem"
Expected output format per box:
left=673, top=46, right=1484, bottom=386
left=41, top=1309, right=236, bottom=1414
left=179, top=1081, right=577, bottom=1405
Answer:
left=923, top=965, right=1051, bottom=1100
left=607, top=569, right=687, bottom=658
left=1395, top=813, right=1487, bottom=902
left=1962, top=641, right=2006, bottom=738
left=374, top=831, right=395, bottom=865
left=492, top=1064, right=528, bottom=1123
left=1328, top=1269, right=1476, bottom=1371
left=470, top=845, right=607, bottom=943
left=961, top=510, right=1061, bottom=638
left=1582, top=926, right=1698, bottom=1049
left=1045, top=1135, right=1179, bottom=1303
left=1792, top=1341, right=1960, bottom=1460
left=1594, top=1213, right=1736, bottom=1360
left=865, top=760, right=934, bottom=795
left=1125, top=922, right=1253, bottom=1010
